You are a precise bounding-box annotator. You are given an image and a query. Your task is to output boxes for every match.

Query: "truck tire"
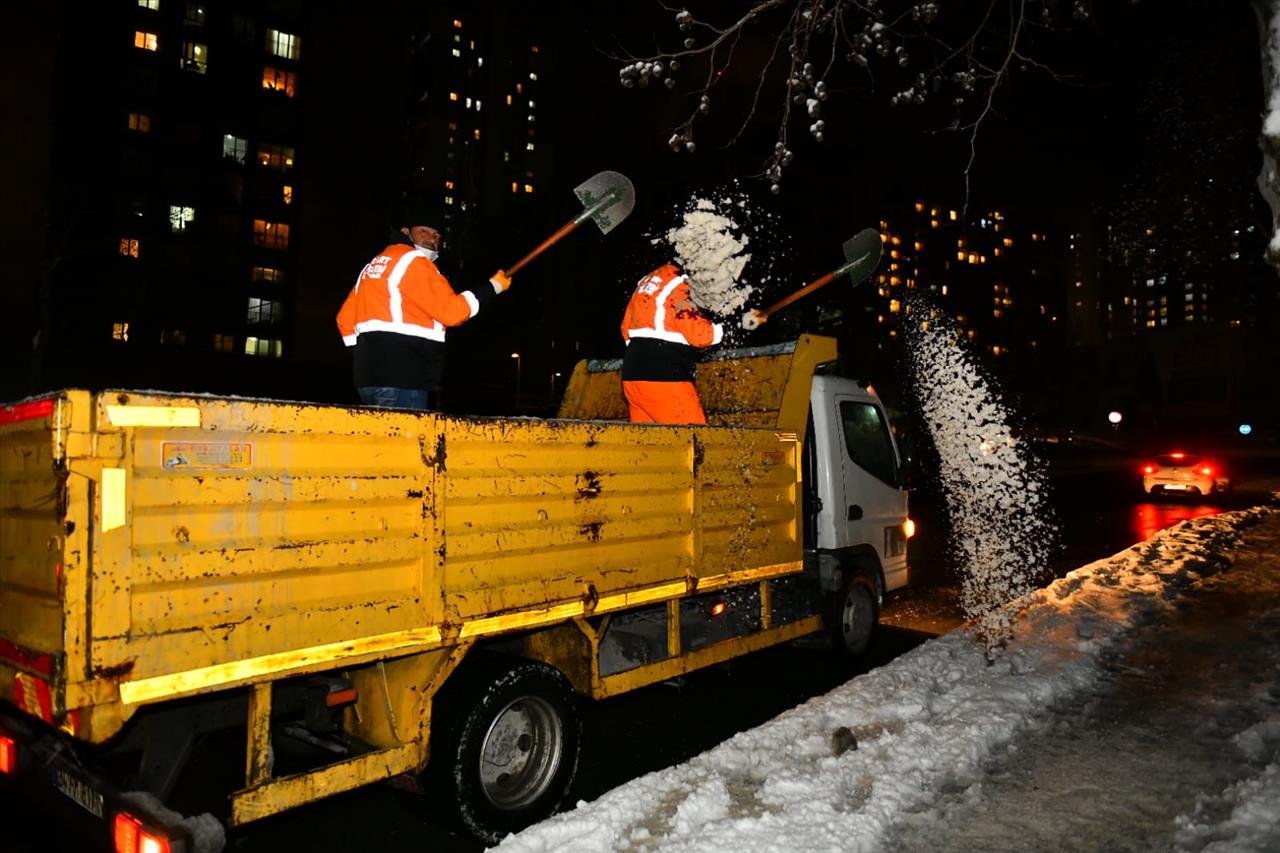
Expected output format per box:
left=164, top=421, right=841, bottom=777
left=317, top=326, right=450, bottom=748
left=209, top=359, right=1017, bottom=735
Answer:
left=430, top=659, right=581, bottom=845
left=831, top=575, right=877, bottom=657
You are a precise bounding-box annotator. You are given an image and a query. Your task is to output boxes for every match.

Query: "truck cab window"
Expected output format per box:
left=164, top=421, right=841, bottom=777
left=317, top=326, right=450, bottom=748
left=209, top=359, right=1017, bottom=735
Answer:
left=839, top=401, right=898, bottom=486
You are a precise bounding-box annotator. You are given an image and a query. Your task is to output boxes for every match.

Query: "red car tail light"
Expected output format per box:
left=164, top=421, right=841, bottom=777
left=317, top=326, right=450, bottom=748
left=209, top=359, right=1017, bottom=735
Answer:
left=1199, top=466, right=1213, bottom=476
left=1142, top=464, right=1156, bottom=475
left=0, top=734, right=16, bottom=775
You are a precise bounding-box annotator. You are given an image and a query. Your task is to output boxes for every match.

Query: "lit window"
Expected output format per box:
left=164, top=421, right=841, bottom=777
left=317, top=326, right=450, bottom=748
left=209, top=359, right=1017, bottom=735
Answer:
left=967, top=253, right=978, bottom=264
left=262, top=67, right=297, bottom=96
left=948, top=210, right=957, bottom=221
left=914, top=202, right=924, bottom=213
left=477, top=56, right=483, bottom=67
left=252, top=266, right=284, bottom=284
left=511, top=182, right=518, bottom=193
left=266, top=29, right=300, bottom=60
left=524, top=184, right=533, bottom=193
left=527, top=114, right=535, bottom=122
left=993, top=247, right=1001, bottom=257
left=503, top=151, right=510, bottom=163
left=941, top=285, right=948, bottom=296
left=184, top=4, right=206, bottom=27
left=246, top=297, right=282, bottom=325
left=282, top=185, right=293, bottom=205
left=257, top=143, right=295, bottom=169
left=452, top=48, right=461, bottom=57
left=526, top=142, right=535, bottom=151
left=112, top=322, right=130, bottom=342
left=449, top=92, right=459, bottom=103
left=139, top=0, right=159, bottom=9
left=135, top=31, right=158, bottom=51
left=506, top=95, right=512, bottom=106
left=253, top=219, right=289, bottom=249
left=244, top=337, right=283, bottom=357
left=444, top=195, right=454, bottom=206
left=454, top=34, right=462, bottom=43
left=119, top=238, right=140, bottom=257
left=222, top=134, right=248, bottom=163
left=453, top=18, right=462, bottom=27
left=888, top=299, right=901, bottom=313
left=532, top=45, right=539, bottom=53
left=128, top=113, right=151, bottom=132
left=529, top=72, right=538, bottom=81
left=475, top=100, right=482, bottom=111
left=212, top=333, right=235, bottom=353
left=956, top=251, right=966, bottom=261
left=169, top=205, right=195, bottom=233
left=516, top=83, right=523, bottom=94
left=930, top=219, right=938, bottom=229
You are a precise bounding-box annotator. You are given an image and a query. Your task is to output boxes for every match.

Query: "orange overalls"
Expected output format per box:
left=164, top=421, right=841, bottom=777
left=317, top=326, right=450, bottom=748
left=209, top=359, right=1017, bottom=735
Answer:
left=620, top=264, right=724, bottom=424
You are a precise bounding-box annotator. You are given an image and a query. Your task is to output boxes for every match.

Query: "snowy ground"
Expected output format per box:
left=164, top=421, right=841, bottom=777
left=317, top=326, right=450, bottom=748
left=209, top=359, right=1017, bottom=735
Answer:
left=493, top=505, right=1280, bottom=853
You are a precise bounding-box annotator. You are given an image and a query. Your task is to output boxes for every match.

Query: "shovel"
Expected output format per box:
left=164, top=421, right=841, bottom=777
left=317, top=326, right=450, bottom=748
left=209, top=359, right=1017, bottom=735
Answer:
left=501, top=170, right=636, bottom=278
left=741, top=228, right=883, bottom=329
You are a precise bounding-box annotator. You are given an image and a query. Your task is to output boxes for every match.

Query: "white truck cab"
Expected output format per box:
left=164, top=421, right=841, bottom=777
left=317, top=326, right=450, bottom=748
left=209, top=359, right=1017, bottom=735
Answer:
left=804, top=373, right=911, bottom=654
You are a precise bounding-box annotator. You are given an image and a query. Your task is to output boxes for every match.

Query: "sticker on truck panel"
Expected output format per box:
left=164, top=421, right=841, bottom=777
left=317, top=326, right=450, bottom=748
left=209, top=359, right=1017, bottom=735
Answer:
left=162, top=441, right=253, bottom=469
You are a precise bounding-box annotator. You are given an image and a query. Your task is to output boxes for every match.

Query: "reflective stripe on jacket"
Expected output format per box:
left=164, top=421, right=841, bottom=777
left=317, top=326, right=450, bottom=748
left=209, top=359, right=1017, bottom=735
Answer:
left=336, top=244, right=482, bottom=347
left=620, top=264, right=724, bottom=348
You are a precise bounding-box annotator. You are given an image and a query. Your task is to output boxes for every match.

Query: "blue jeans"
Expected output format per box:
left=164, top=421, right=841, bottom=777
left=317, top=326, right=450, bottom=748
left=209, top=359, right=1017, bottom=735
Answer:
left=357, top=386, right=432, bottom=411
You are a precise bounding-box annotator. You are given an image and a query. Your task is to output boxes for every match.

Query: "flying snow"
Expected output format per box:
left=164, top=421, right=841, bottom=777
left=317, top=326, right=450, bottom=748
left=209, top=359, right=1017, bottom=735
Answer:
left=902, top=300, right=1058, bottom=654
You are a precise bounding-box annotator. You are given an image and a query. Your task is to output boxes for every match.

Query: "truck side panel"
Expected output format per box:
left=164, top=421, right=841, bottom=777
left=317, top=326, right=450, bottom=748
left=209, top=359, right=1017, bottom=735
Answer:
left=439, top=418, right=801, bottom=621
left=89, top=396, right=441, bottom=685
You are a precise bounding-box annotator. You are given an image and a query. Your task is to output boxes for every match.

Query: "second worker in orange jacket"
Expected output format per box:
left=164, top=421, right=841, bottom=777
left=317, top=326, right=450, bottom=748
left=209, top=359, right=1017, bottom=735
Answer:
left=619, top=263, right=724, bottom=424
left=337, top=209, right=511, bottom=410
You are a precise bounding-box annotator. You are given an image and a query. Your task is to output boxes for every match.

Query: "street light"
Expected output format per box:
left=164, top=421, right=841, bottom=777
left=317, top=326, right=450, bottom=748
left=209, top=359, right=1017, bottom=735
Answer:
left=511, top=352, right=521, bottom=399
left=1107, top=411, right=1123, bottom=426
left=1239, top=423, right=1253, bottom=436
left=550, top=371, right=562, bottom=401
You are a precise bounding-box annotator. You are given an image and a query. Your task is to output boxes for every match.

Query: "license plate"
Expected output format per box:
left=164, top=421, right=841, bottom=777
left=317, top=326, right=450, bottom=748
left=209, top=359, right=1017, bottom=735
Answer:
left=55, top=768, right=104, bottom=818
left=1163, top=484, right=1187, bottom=491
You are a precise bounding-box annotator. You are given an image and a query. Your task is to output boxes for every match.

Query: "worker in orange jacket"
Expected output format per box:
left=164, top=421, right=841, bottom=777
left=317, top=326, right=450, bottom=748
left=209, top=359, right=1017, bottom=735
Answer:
left=337, top=207, right=511, bottom=410
left=620, top=263, right=724, bottom=424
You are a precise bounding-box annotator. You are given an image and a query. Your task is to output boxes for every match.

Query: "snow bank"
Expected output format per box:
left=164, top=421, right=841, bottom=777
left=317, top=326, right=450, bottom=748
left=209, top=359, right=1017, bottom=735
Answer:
left=492, top=507, right=1272, bottom=853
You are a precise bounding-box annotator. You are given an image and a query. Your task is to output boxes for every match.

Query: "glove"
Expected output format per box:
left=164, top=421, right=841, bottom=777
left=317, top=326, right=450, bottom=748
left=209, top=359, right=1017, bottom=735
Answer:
left=741, top=309, right=765, bottom=331
left=490, top=269, right=512, bottom=293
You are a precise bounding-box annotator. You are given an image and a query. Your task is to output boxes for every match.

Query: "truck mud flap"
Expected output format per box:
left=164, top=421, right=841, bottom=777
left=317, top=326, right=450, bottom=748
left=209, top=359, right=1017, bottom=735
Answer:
left=0, top=704, right=225, bottom=853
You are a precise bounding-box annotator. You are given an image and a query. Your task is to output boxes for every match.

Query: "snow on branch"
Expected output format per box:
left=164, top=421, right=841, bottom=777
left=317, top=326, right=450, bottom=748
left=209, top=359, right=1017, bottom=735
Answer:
left=613, top=0, right=1098, bottom=200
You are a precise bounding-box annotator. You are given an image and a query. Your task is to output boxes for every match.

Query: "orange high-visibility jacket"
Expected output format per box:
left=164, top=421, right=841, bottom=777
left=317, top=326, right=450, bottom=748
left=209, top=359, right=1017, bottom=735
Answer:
left=336, top=244, right=484, bottom=347
left=620, top=264, right=724, bottom=349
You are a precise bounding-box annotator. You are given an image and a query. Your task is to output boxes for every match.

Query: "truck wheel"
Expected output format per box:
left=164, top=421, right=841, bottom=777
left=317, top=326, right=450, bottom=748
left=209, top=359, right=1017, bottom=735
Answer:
left=431, top=660, right=581, bottom=845
left=831, top=576, right=877, bottom=657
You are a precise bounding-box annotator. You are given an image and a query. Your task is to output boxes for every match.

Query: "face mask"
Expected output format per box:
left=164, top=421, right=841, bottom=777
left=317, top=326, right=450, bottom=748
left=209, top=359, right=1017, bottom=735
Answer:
left=416, top=245, right=439, bottom=261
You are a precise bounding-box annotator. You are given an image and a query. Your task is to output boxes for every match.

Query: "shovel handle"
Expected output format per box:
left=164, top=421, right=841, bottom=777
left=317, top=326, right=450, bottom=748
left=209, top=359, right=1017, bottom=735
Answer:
left=759, top=270, right=838, bottom=319
left=507, top=219, right=581, bottom=276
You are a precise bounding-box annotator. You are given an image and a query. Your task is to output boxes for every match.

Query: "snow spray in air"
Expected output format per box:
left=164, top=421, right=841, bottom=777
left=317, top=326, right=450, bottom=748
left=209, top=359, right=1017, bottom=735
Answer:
left=902, top=298, right=1058, bottom=656
left=649, top=185, right=787, bottom=340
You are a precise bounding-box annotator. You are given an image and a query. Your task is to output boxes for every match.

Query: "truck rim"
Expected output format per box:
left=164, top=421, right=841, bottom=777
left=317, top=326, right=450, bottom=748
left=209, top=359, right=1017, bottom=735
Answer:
left=478, top=695, right=564, bottom=810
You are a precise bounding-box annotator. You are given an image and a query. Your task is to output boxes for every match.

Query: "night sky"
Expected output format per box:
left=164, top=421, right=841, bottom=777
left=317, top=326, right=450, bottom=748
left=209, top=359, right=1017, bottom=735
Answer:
left=0, top=0, right=1271, bottom=420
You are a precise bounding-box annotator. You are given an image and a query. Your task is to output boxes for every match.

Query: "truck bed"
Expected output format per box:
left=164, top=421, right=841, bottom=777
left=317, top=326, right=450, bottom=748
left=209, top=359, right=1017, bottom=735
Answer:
left=1, top=390, right=802, bottom=742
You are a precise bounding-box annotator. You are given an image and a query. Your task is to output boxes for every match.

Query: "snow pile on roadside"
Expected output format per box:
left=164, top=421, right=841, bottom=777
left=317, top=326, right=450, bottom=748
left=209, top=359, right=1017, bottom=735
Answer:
left=1173, top=717, right=1280, bottom=853
left=492, top=507, right=1271, bottom=853
left=903, top=304, right=1058, bottom=654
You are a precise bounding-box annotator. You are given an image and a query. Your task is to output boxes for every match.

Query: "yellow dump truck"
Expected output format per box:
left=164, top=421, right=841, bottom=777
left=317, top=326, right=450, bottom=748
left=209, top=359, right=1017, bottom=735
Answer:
left=0, top=334, right=910, bottom=851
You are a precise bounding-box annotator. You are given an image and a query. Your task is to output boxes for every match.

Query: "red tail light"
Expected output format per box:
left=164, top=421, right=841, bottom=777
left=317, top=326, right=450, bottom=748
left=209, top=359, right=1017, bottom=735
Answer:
left=0, top=734, right=16, bottom=774
left=1142, top=464, right=1156, bottom=475
left=1199, top=466, right=1213, bottom=476
left=113, top=812, right=171, bottom=853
